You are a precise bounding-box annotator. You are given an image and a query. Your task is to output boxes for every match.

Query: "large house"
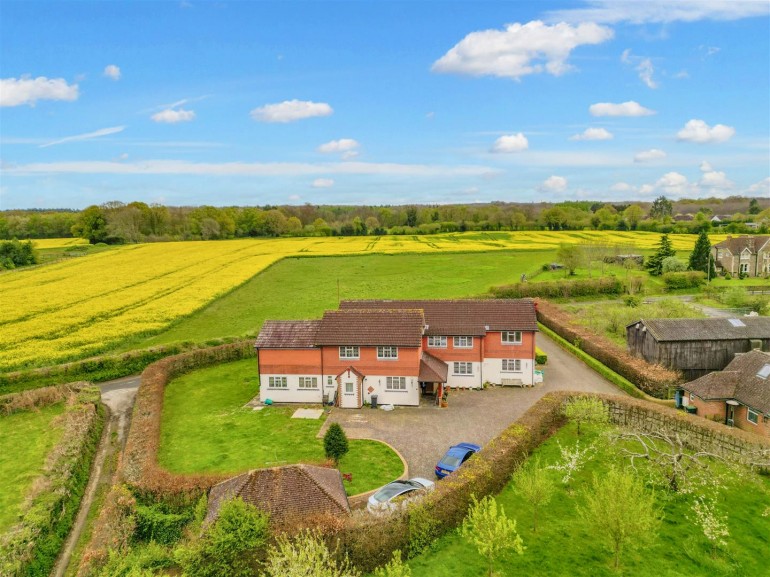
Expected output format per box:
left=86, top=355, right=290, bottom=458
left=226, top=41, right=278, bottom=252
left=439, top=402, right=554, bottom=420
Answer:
left=679, top=349, right=770, bottom=438
left=712, top=235, right=770, bottom=277
left=626, top=317, right=770, bottom=380
left=255, top=299, right=538, bottom=408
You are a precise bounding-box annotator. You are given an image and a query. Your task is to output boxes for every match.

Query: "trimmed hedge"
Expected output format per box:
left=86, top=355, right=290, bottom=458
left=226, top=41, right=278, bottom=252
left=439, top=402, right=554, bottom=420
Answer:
left=0, top=338, right=246, bottom=395
left=535, top=347, right=547, bottom=365
left=535, top=299, right=683, bottom=397
left=490, top=276, right=625, bottom=299
left=122, top=341, right=256, bottom=498
left=0, top=384, right=105, bottom=577
left=662, top=270, right=706, bottom=290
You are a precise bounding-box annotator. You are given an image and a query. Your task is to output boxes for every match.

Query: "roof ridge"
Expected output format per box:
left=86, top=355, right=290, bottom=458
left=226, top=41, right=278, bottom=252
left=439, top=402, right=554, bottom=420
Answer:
left=297, top=464, right=348, bottom=512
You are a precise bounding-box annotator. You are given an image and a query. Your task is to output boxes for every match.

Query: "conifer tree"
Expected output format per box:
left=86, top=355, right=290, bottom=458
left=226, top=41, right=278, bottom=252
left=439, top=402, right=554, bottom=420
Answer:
left=645, top=234, right=676, bottom=276
left=688, top=230, right=716, bottom=280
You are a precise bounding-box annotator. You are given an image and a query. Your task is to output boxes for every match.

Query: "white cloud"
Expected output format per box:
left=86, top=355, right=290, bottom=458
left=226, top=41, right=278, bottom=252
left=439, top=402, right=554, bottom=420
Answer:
left=655, top=171, right=691, bottom=195
left=491, top=133, right=529, bottom=153
left=432, top=20, right=613, bottom=80
left=747, top=177, right=770, bottom=195
left=639, top=184, right=655, bottom=195
left=675, top=70, right=690, bottom=79
left=250, top=99, right=333, bottom=123
left=151, top=108, right=196, bottom=123
left=676, top=119, right=735, bottom=143
left=570, top=127, right=613, bottom=141
left=636, top=58, right=658, bottom=89
left=0, top=76, right=79, bottom=107
left=288, top=194, right=301, bottom=201
left=699, top=170, right=734, bottom=189
left=341, top=151, right=359, bottom=160
left=620, top=48, right=632, bottom=64
left=312, top=178, right=334, bottom=188
left=39, top=126, right=125, bottom=148
left=318, top=138, right=360, bottom=154
left=547, top=1, right=769, bottom=24
left=634, top=148, right=667, bottom=162
left=539, top=175, right=568, bottom=193
left=611, top=182, right=635, bottom=192
left=589, top=101, right=656, bottom=117
left=3, top=159, right=498, bottom=178
left=699, top=161, right=713, bottom=172
left=103, top=65, right=121, bottom=80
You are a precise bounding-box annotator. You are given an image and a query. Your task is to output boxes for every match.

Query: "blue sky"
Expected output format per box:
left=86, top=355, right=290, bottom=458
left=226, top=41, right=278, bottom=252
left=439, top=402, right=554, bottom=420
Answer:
left=1, top=0, right=768, bottom=209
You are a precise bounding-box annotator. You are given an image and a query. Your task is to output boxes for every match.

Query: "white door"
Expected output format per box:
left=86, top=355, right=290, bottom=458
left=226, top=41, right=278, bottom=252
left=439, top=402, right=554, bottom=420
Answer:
left=340, top=380, right=359, bottom=408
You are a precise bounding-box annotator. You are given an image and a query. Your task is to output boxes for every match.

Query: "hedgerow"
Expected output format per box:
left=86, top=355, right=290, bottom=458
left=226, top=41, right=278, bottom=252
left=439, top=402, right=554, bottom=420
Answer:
left=490, top=276, right=625, bottom=299
left=662, top=270, right=707, bottom=290
left=535, top=299, right=683, bottom=397
left=0, top=383, right=104, bottom=577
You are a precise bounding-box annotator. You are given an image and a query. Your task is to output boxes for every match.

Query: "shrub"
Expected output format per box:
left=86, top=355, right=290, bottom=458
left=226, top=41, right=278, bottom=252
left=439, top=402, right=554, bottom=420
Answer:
left=661, top=256, right=687, bottom=273
left=324, top=423, right=350, bottom=465
left=724, top=272, right=732, bottom=280
left=662, top=271, right=706, bottom=290
left=373, top=551, right=410, bottom=577
left=134, top=503, right=192, bottom=545
left=490, top=276, right=625, bottom=299
left=623, top=295, right=641, bottom=307
left=174, top=497, right=269, bottom=577
left=264, top=529, right=358, bottom=577
left=0, top=239, right=38, bottom=269
left=535, top=348, right=548, bottom=365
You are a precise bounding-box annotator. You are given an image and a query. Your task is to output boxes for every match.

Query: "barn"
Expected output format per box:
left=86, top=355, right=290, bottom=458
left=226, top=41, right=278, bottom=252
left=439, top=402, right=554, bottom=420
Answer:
left=626, top=317, right=770, bottom=380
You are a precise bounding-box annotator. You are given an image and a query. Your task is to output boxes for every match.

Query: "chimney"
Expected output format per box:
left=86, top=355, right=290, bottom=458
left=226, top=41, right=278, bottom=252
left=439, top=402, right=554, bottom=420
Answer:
left=750, top=339, right=762, bottom=351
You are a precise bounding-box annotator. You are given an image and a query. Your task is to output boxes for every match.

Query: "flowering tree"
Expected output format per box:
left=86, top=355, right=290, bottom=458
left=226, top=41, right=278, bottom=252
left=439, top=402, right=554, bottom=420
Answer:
left=690, top=496, right=730, bottom=556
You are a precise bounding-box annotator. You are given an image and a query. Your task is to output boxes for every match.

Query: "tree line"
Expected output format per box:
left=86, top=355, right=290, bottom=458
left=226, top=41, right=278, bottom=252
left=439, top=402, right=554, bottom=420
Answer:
left=1, top=196, right=768, bottom=244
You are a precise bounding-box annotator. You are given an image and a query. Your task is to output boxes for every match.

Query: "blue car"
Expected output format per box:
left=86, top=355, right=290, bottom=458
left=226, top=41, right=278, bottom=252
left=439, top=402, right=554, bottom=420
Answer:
left=435, top=442, right=481, bottom=479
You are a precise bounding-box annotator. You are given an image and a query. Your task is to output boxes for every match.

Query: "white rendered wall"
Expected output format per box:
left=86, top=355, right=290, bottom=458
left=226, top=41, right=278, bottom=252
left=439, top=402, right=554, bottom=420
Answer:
left=481, top=358, right=534, bottom=386
left=259, top=373, right=324, bottom=404
left=445, top=362, right=482, bottom=389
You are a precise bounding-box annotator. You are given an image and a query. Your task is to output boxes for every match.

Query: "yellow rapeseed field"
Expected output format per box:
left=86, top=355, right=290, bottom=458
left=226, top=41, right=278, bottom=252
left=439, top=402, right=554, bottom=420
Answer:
left=1, top=231, right=721, bottom=371
left=30, top=238, right=89, bottom=249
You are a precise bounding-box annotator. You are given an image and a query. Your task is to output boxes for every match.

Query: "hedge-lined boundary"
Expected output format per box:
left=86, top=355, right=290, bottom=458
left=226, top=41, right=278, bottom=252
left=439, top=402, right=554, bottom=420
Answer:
left=490, top=276, right=625, bottom=299
left=0, top=338, right=248, bottom=395
left=535, top=299, right=683, bottom=397
left=122, top=341, right=256, bottom=498
left=0, top=383, right=104, bottom=577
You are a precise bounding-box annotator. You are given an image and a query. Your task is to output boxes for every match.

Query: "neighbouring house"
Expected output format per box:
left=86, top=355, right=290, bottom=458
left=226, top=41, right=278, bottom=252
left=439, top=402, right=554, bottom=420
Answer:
left=712, top=235, right=770, bottom=277
left=678, top=349, right=770, bottom=438
left=255, top=299, right=538, bottom=408
left=205, top=464, right=350, bottom=526
left=626, top=317, right=770, bottom=380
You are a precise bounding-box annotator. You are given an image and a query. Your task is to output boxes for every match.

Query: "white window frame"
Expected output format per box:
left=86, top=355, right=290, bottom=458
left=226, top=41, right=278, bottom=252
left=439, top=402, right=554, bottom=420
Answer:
left=502, top=359, right=522, bottom=372
left=453, top=336, right=473, bottom=349
left=689, top=393, right=694, bottom=402
left=327, top=376, right=333, bottom=386
left=268, top=376, right=287, bottom=389
left=339, top=345, right=360, bottom=360
left=453, top=362, right=473, bottom=375
left=427, top=336, right=447, bottom=348
left=344, top=381, right=355, bottom=395
left=747, top=408, right=759, bottom=425
left=377, top=346, right=399, bottom=360
left=501, top=331, right=522, bottom=345
left=385, top=376, right=407, bottom=391
left=740, top=262, right=749, bottom=274
left=298, top=376, right=318, bottom=389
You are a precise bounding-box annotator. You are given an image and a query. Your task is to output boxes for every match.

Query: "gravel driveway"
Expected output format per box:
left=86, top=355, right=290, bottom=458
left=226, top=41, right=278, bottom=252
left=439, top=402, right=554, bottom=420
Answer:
left=323, top=333, right=624, bottom=479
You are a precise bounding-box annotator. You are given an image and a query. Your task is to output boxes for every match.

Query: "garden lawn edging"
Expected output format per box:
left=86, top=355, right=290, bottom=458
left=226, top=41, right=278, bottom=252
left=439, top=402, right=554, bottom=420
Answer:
left=345, top=438, right=409, bottom=510
left=0, top=383, right=104, bottom=577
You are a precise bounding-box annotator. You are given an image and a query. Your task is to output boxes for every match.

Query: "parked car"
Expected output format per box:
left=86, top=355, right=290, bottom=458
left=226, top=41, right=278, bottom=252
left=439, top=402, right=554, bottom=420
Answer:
left=435, top=442, right=481, bottom=478
left=367, top=478, right=435, bottom=513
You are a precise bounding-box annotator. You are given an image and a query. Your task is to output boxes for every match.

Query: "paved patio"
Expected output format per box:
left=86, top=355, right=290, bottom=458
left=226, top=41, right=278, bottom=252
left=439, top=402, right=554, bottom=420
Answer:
left=321, top=333, right=625, bottom=479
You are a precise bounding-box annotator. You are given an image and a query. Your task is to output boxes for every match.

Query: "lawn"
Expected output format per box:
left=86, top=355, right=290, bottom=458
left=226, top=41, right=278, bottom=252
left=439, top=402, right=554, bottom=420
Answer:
left=0, top=403, right=65, bottom=531
left=130, top=249, right=556, bottom=348
left=158, top=359, right=404, bottom=495
left=405, top=422, right=770, bottom=577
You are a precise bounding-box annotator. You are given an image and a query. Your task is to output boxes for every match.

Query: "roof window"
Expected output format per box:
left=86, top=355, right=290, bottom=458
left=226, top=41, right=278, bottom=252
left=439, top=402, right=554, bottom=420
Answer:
left=728, top=318, right=745, bottom=327
left=757, top=364, right=770, bottom=380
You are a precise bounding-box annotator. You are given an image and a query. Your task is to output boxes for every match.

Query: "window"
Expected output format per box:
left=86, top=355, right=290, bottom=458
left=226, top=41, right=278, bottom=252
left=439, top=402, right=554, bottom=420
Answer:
left=268, top=376, right=287, bottom=389
left=386, top=376, right=407, bottom=391
left=748, top=408, right=759, bottom=425
left=453, top=336, right=473, bottom=348
left=339, top=346, right=359, bottom=359
left=428, top=336, right=447, bottom=348
left=377, top=346, right=398, bottom=359
left=327, top=376, right=333, bottom=386
left=717, top=249, right=723, bottom=258
left=298, top=377, right=318, bottom=389
left=502, top=331, right=522, bottom=344
left=502, top=359, right=521, bottom=372
left=740, top=263, right=749, bottom=274
left=344, top=382, right=354, bottom=394
left=453, top=362, right=473, bottom=375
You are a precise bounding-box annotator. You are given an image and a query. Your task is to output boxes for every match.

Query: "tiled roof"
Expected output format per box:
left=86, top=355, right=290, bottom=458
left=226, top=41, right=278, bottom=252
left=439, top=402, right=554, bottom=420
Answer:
left=419, top=352, right=448, bottom=382
left=339, top=299, right=537, bottom=335
left=255, top=320, right=321, bottom=348
left=627, top=317, right=770, bottom=342
left=713, top=235, right=770, bottom=255
left=205, top=464, right=350, bottom=526
left=315, top=309, right=425, bottom=346
left=682, top=349, right=770, bottom=414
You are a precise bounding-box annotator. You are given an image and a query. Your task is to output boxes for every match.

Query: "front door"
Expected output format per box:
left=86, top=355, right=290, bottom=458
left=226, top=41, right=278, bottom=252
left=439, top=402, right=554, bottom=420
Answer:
left=726, top=405, right=735, bottom=426
left=340, top=379, right=360, bottom=408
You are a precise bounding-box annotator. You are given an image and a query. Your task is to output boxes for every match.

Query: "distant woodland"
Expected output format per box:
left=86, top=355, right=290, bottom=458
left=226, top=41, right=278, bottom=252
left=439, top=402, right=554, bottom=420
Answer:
left=2, top=196, right=769, bottom=243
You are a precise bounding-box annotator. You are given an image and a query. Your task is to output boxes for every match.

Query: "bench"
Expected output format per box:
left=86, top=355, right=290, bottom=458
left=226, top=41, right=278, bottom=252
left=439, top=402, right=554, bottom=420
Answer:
left=501, top=378, right=530, bottom=388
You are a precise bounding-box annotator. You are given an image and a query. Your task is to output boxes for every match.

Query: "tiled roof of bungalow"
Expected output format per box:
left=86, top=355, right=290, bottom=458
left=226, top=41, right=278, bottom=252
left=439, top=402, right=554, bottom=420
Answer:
left=339, top=299, right=538, bottom=335
left=315, top=308, right=425, bottom=346
left=255, top=320, right=321, bottom=348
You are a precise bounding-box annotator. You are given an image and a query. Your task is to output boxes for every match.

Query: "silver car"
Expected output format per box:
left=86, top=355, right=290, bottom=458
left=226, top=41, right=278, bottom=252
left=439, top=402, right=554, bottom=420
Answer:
left=367, top=477, right=435, bottom=513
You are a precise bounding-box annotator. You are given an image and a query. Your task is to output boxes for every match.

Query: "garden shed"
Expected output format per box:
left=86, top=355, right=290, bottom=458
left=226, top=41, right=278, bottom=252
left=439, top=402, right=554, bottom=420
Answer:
left=626, top=317, right=770, bottom=380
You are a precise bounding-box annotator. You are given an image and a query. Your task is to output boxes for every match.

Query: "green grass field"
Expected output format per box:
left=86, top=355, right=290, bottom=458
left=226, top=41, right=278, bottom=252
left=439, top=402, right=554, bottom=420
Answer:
left=129, top=249, right=556, bottom=349
left=158, top=359, right=403, bottom=495
left=0, top=403, right=65, bottom=531
left=405, top=423, right=770, bottom=577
